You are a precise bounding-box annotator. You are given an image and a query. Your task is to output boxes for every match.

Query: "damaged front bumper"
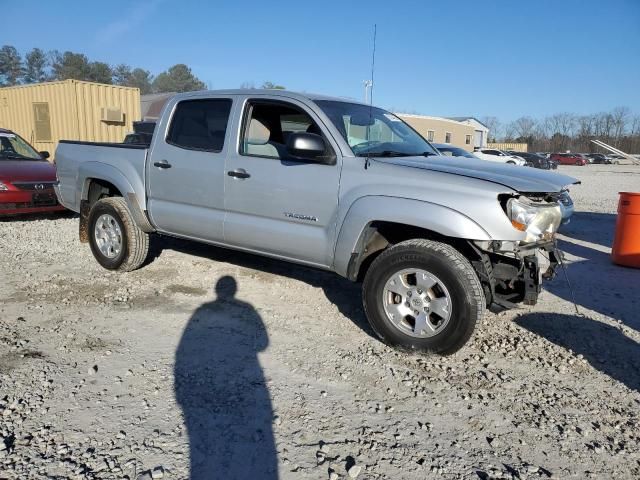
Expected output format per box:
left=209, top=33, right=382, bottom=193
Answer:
left=470, top=239, right=562, bottom=313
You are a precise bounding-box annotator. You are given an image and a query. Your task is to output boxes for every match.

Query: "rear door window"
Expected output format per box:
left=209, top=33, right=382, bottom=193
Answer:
left=167, top=99, right=232, bottom=152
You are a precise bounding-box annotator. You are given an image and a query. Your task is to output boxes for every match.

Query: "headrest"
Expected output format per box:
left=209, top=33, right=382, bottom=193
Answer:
left=246, top=118, right=270, bottom=145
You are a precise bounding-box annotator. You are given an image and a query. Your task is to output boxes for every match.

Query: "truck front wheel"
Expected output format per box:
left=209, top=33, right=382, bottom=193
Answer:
left=362, top=239, right=485, bottom=355
left=88, top=197, right=149, bottom=272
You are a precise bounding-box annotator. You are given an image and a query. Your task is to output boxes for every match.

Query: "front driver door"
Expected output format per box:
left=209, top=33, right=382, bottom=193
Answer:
left=223, top=97, right=341, bottom=267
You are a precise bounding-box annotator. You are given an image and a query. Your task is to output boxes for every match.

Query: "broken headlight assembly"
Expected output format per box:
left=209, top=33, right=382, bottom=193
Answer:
left=505, top=196, right=562, bottom=243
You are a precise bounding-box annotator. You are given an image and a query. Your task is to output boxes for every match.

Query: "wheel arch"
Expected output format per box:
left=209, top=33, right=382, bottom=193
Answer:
left=333, top=196, right=491, bottom=281
left=78, top=165, right=154, bottom=242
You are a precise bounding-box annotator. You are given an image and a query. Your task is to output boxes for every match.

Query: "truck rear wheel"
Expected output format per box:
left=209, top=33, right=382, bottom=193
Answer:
left=88, top=197, right=149, bottom=272
left=362, top=239, right=485, bottom=355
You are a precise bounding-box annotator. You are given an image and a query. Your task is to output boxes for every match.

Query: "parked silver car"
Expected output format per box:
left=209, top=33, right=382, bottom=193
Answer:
left=54, top=90, right=577, bottom=354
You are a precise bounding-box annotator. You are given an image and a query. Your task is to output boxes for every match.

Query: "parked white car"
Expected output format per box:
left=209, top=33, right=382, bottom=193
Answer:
left=473, top=148, right=527, bottom=166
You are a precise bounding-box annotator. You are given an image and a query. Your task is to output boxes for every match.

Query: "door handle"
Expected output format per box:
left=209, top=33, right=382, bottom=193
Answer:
left=227, top=168, right=250, bottom=179
left=154, top=160, right=172, bottom=169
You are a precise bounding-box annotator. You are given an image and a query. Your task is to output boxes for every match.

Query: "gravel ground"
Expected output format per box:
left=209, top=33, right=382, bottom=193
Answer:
left=1, top=165, right=639, bottom=479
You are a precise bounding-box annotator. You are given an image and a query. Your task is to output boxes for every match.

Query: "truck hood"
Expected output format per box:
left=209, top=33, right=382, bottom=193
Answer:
left=375, top=155, right=579, bottom=193
left=0, top=160, right=57, bottom=182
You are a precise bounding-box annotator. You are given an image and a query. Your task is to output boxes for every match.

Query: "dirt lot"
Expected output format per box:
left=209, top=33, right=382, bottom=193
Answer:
left=1, top=165, right=639, bottom=479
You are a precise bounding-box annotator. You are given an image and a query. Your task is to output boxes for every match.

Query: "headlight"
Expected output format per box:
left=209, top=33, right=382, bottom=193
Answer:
left=506, top=196, right=562, bottom=243
left=0, top=181, right=9, bottom=191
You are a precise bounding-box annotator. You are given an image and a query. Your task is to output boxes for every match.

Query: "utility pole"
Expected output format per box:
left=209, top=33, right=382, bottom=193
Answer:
left=363, top=80, right=372, bottom=103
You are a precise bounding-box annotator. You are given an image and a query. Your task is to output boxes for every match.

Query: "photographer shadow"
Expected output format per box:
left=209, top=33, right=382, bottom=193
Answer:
left=174, top=276, right=278, bottom=479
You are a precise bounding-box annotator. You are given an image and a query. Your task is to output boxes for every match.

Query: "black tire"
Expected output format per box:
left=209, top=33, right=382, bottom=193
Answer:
left=362, top=239, right=485, bottom=355
left=506, top=161, right=516, bottom=165
left=88, top=197, right=149, bottom=272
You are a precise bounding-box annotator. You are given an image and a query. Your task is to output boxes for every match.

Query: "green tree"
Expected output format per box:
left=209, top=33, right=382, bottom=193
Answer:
left=87, top=61, right=113, bottom=84
left=112, top=65, right=153, bottom=94
left=128, top=68, right=153, bottom=94
left=261, top=81, right=285, bottom=90
left=152, top=64, right=205, bottom=93
left=51, top=51, right=91, bottom=80
left=112, top=64, right=132, bottom=85
left=23, top=48, right=48, bottom=83
left=0, top=45, right=23, bottom=85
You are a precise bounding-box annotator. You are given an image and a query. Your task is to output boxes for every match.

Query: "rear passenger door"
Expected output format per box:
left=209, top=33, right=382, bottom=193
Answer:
left=147, top=97, right=233, bottom=241
left=223, top=97, right=341, bottom=267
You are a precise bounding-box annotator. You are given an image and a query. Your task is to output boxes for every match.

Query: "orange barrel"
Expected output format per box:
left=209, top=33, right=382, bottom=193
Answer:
left=611, top=192, right=640, bottom=268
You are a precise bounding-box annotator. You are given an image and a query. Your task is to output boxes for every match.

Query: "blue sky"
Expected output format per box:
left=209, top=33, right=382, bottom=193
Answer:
left=4, top=0, right=639, bottom=122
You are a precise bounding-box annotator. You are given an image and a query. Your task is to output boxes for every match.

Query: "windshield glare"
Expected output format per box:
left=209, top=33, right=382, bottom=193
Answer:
left=0, top=133, right=42, bottom=160
left=314, top=100, right=438, bottom=157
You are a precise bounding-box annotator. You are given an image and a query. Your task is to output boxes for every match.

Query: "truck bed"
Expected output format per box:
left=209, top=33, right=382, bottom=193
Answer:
left=55, top=140, right=149, bottom=214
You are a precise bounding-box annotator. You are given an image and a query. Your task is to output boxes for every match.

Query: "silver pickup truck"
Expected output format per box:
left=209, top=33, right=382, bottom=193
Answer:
left=55, top=89, right=577, bottom=354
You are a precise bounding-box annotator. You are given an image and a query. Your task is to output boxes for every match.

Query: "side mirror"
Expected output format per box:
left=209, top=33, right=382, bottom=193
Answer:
left=286, top=132, right=332, bottom=163
left=39, top=151, right=50, bottom=159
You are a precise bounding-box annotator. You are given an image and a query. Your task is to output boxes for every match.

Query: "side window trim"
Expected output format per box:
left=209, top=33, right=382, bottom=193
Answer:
left=238, top=98, right=335, bottom=163
left=165, top=98, right=233, bottom=153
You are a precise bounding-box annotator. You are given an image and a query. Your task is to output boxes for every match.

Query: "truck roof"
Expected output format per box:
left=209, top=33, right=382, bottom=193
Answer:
left=170, top=89, right=370, bottom=106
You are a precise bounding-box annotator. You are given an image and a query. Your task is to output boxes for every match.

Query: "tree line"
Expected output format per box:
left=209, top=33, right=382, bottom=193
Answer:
left=0, top=45, right=207, bottom=94
left=483, top=108, right=640, bottom=154
left=0, top=45, right=287, bottom=96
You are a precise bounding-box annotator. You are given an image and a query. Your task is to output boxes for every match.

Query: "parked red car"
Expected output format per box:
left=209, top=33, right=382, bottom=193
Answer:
left=549, top=153, right=588, bottom=166
left=0, top=128, right=66, bottom=215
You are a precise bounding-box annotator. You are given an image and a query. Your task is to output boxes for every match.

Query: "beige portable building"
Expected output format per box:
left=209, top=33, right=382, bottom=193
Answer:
left=396, top=114, right=477, bottom=151
left=0, top=80, right=140, bottom=158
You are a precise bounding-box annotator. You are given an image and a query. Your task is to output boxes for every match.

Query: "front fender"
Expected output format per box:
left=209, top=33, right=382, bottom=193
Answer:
left=333, top=195, right=492, bottom=278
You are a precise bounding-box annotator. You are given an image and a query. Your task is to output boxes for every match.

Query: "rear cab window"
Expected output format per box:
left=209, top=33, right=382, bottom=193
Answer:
left=166, top=99, right=233, bottom=152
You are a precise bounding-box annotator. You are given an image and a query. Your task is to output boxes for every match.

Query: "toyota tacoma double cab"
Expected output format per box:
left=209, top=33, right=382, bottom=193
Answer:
left=54, top=90, right=577, bottom=354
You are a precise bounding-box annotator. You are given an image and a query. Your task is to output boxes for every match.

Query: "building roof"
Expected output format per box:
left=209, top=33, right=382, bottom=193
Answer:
left=445, top=116, right=489, bottom=129
left=141, top=92, right=176, bottom=119
left=0, top=79, right=139, bottom=91
left=395, top=113, right=472, bottom=126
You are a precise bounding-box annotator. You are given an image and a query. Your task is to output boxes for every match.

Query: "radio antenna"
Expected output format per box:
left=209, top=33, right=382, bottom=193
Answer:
left=369, top=24, right=377, bottom=108
left=365, top=24, right=377, bottom=170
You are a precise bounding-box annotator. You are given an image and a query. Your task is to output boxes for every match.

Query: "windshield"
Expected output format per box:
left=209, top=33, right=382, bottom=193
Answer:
left=0, top=132, right=42, bottom=160
left=314, top=100, right=439, bottom=157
